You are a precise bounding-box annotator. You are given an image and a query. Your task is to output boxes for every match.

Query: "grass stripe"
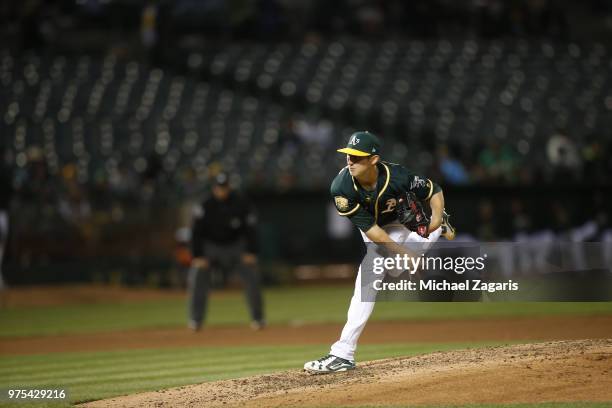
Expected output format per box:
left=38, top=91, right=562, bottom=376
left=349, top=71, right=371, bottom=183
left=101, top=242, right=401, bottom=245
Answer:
left=3, top=352, right=311, bottom=383
left=0, top=344, right=327, bottom=374
left=3, top=360, right=301, bottom=389
left=2, top=285, right=612, bottom=337
left=0, top=337, right=502, bottom=373
left=1, top=342, right=498, bottom=379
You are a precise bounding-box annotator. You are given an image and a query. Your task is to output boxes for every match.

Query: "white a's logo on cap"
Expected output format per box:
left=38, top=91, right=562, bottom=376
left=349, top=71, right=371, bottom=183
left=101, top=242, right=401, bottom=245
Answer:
left=349, top=135, right=360, bottom=146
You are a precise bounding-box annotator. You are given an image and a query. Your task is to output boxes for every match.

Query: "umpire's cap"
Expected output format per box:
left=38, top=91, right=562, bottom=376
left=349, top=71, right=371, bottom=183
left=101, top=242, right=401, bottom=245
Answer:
left=337, top=131, right=381, bottom=157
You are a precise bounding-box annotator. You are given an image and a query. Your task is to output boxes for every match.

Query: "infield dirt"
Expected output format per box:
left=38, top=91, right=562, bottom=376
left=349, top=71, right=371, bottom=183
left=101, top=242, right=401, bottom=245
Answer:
left=82, top=339, right=612, bottom=407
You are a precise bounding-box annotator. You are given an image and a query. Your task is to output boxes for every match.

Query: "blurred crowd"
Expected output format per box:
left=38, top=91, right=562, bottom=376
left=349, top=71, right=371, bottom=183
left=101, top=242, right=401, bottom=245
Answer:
left=2, top=139, right=610, bottom=285
left=428, top=133, right=612, bottom=186
left=2, top=142, right=610, bottom=240
left=2, top=0, right=612, bottom=51
left=146, top=0, right=575, bottom=39
left=467, top=194, right=610, bottom=241
left=0, top=147, right=178, bottom=278
left=2, top=1, right=611, bottom=284
left=455, top=194, right=612, bottom=278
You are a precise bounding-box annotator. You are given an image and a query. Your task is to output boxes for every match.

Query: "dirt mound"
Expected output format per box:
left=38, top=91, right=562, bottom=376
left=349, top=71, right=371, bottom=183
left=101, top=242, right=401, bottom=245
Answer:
left=82, top=339, right=612, bottom=408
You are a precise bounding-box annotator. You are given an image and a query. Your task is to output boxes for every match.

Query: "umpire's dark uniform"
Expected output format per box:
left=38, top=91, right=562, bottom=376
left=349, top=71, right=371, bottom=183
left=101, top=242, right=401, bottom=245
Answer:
left=188, top=174, right=264, bottom=330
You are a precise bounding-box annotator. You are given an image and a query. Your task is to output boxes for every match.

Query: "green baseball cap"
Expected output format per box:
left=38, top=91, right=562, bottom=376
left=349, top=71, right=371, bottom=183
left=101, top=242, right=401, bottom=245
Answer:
left=337, top=131, right=381, bottom=157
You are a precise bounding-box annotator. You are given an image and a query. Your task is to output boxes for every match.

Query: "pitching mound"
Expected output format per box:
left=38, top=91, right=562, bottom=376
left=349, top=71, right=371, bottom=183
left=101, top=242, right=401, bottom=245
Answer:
left=82, top=339, right=611, bottom=407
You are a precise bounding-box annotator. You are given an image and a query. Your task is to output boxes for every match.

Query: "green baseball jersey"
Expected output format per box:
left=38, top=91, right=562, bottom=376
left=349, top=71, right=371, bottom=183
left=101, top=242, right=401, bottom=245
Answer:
left=330, top=161, right=441, bottom=232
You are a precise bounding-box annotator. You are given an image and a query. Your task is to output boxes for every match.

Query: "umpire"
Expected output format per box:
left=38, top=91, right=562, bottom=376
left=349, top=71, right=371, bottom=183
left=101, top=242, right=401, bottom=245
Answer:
left=188, top=173, right=265, bottom=331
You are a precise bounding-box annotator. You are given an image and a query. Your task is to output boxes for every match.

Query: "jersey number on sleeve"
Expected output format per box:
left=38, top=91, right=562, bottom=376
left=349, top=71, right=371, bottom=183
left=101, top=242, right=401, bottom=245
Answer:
left=381, top=198, right=397, bottom=214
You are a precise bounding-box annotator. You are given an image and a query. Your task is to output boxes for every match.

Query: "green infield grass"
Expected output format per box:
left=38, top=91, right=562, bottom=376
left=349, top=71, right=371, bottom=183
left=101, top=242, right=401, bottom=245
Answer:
left=1, top=285, right=612, bottom=337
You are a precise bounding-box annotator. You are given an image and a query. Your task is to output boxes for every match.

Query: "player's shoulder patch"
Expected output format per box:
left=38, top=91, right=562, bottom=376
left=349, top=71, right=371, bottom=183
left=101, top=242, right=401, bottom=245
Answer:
left=334, top=196, right=350, bottom=212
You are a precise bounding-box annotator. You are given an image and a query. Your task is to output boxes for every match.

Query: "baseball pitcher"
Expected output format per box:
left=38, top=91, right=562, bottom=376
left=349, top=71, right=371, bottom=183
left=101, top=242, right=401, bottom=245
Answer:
left=304, top=131, right=455, bottom=373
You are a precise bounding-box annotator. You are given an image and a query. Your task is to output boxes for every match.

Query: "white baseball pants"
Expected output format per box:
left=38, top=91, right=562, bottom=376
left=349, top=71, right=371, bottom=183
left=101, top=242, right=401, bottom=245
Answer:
left=330, top=223, right=442, bottom=361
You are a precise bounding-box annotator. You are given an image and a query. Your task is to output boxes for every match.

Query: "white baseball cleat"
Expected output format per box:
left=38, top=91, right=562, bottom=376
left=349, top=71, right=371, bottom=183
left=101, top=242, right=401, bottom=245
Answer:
left=304, top=354, right=356, bottom=374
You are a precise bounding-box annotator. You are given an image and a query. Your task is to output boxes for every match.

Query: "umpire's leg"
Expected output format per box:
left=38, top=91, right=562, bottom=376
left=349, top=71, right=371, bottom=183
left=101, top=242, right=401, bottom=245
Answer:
left=187, top=265, right=210, bottom=329
left=238, top=254, right=264, bottom=324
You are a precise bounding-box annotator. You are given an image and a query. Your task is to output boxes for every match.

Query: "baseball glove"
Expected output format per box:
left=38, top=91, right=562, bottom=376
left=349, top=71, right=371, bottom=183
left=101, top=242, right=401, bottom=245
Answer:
left=396, top=191, right=430, bottom=238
